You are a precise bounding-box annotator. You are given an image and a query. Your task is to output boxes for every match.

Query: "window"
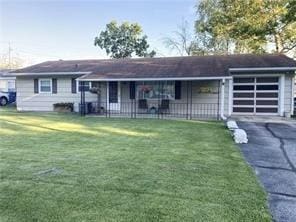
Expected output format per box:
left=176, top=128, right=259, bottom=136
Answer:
left=39, top=79, right=52, bottom=93
left=137, top=81, right=175, bottom=100
left=109, top=82, right=118, bottom=103
left=78, top=81, right=91, bottom=92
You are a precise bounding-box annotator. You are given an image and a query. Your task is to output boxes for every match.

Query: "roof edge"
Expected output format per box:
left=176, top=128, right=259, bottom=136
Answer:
left=77, top=76, right=232, bottom=81
left=229, top=67, right=296, bottom=72
left=9, top=71, right=92, bottom=76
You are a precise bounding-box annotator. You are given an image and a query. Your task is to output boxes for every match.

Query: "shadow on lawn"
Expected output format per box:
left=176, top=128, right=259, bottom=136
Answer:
left=0, top=116, right=158, bottom=138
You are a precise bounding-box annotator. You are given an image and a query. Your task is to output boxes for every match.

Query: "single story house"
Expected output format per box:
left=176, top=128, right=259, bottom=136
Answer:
left=10, top=54, right=296, bottom=119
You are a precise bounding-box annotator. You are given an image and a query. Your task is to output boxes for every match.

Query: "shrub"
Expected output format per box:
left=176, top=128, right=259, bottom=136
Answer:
left=53, top=103, right=74, bottom=112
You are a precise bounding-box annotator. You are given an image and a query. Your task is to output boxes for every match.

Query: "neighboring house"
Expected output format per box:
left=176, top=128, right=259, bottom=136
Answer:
left=0, top=69, right=16, bottom=92
left=0, top=70, right=16, bottom=105
left=11, top=54, right=296, bottom=119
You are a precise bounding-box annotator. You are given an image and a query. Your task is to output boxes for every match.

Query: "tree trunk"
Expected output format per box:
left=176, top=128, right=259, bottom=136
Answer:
left=275, top=33, right=283, bottom=53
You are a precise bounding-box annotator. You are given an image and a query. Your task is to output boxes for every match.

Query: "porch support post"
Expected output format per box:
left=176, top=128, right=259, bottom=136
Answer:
left=186, top=81, right=189, bottom=119
left=105, top=82, right=108, bottom=118
left=161, top=81, right=164, bottom=119
left=131, top=96, right=133, bottom=119
left=107, top=81, right=110, bottom=118
left=80, top=81, right=86, bottom=116
left=157, top=81, right=160, bottom=119
left=98, top=82, right=101, bottom=114
left=190, top=81, right=193, bottom=120
left=220, top=78, right=226, bottom=120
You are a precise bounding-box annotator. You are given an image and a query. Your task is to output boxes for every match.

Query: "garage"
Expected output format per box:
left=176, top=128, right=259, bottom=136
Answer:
left=232, top=76, right=279, bottom=115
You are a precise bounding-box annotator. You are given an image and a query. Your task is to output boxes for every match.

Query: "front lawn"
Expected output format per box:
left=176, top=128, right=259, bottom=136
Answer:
left=0, top=108, right=271, bottom=221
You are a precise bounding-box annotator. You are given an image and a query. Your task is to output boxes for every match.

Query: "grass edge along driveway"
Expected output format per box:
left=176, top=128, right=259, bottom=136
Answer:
left=0, top=108, right=271, bottom=222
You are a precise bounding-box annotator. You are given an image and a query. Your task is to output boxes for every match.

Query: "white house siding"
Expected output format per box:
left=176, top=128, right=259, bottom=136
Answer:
left=16, top=77, right=98, bottom=112
left=118, top=80, right=220, bottom=117
left=284, top=74, right=294, bottom=114
left=17, top=75, right=294, bottom=117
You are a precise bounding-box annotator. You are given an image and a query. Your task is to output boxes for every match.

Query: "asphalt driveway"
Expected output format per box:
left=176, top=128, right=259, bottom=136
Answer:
left=237, top=121, right=296, bottom=222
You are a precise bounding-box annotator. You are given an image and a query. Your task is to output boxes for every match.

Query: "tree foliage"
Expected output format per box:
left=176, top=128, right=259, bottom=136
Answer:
left=195, top=0, right=296, bottom=56
left=94, top=21, right=156, bottom=58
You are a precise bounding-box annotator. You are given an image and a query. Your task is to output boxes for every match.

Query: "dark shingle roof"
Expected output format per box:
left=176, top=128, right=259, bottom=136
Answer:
left=13, top=54, right=296, bottom=79
left=0, top=69, right=16, bottom=77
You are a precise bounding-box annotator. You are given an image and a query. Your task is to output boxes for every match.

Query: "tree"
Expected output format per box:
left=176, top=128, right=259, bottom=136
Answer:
left=163, top=20, right=198, bottom=56
left=195, top=0, right=232, bottom=55
left=94, top=21, right=156, bottom=58
left=0, top=53, right=24, bottom=69
left=265, top=0, right=296, bottom=54
left=195, top=0, right=296, bottom=56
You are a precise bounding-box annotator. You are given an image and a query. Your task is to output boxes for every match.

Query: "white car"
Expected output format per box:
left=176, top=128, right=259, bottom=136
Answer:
left=0, top=92, right=9, bottom=106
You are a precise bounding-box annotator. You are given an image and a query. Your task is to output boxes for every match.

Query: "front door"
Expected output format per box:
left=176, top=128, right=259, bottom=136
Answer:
left=108, top=81, right=120, bottom=111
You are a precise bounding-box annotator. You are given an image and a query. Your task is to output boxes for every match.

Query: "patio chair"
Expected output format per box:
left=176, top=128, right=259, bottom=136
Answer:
left=159, top=99, right=170, bottom=114
left=138, top=99, right=148, bottom=113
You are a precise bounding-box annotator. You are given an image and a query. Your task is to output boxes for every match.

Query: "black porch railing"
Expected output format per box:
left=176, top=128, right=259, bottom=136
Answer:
left=80, top=101, right=219, bottom=120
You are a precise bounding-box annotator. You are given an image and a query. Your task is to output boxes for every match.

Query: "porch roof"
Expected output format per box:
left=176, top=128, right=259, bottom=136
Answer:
left=12, top=54, right=296, bottom=80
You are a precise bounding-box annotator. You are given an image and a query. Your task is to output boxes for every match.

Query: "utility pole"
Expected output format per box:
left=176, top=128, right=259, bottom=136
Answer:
left=8, top=41, right=12, bottom=69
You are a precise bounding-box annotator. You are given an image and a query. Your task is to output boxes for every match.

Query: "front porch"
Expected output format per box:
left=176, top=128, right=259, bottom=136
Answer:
left=79, top=79, right=227, bottom=120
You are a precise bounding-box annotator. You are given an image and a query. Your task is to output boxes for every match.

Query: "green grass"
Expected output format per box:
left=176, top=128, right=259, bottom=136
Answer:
left=0, top=108, right=271, bottom=222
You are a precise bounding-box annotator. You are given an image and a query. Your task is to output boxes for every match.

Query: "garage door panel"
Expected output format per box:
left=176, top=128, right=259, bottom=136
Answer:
left=233, top=85, right=255, bottom=90
left=233, top=92, right=254, bottom=98
left=256, top=92, right=278, bottom=98
left=256, top=107, right=278, bottom=113
left=233, top=100, right=254, bottom=105
left=233, top=107, right=254, bottom=113
left=233, top=77, right=279, bottom=115
left=233, top=77, right=255, bottom=83
left=256, top=77, right=278, bottom=83
left=256, top=100, right=278, bottom=105
left=256, top=85, right=278, bottom=91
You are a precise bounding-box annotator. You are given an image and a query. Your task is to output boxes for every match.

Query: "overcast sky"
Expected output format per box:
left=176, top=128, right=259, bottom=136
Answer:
left=0, top=0, right=197, bottom=65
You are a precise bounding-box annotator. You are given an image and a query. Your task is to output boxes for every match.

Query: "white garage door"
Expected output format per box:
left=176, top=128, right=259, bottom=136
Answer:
left=233, top=77, right=279, bottom=115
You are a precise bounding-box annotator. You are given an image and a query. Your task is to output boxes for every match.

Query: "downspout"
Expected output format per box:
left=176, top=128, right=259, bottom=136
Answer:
left=291, top=74, right=295, bottom=116
left=220, top=78, right=227, bottom=120
left=280, top=75, right=285, bottom=116
left=228, top=78, right=233, bottom=117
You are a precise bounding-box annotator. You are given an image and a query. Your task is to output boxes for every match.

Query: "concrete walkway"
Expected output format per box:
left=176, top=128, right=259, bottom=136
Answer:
left=237, top=121, right=296, bottom=222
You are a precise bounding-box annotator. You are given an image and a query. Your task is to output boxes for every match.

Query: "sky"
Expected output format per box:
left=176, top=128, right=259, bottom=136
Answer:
left=0, top=0, right=197, bottom=66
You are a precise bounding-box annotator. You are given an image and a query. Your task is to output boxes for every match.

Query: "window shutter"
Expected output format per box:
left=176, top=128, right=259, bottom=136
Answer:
left=175, top=81, right=181, bottom=99
left=129, top=81, right=136, bottom=99
left=34, top=79, right=39, bottom=94
left=71, top=78, right=77, bottom=93
left=52, top=78, right=57, bottom=94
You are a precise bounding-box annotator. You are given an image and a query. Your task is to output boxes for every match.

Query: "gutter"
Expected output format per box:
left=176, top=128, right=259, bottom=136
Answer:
left=229, top=67, right=296, bottom=72
left=77, top=76, right=232, bottom=81
left=0, top=76, right=16, bottom=80
left=8, top=72, right=91, bottom=77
